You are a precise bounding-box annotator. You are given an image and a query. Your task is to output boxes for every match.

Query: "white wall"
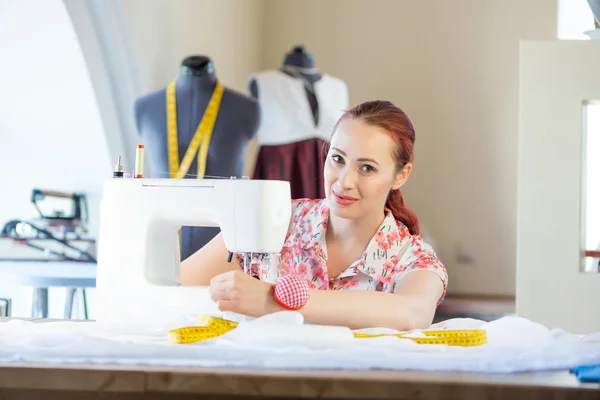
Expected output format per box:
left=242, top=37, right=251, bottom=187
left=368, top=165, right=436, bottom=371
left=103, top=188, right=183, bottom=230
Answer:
left=121, top=0, right=266, bottom=177
left=122, top=0, right=265, bottom=94
left=261, top=0, right=558, bottom=296
left=0, top=0, right=111, bottom=318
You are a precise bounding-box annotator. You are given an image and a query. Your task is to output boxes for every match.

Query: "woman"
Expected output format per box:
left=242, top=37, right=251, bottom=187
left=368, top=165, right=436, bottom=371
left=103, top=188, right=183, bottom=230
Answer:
left=181, top=100, right=448, bottom=331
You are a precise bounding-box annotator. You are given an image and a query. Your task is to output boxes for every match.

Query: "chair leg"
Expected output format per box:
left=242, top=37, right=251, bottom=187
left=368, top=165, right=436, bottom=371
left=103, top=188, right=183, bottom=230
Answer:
left=81, top=288, right=89, bottom=320
left=31, top=288, right=48, bottom=318
left=0, top=298, right=11, bottom=317
left=64, top=288, right=77, bottom=319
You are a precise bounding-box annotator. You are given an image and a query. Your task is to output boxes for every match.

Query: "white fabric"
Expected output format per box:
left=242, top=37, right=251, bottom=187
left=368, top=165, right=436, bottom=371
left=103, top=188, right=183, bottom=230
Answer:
left=1, top=312, right=600, bottom=373
left=249, top=70, right=349, bottom=145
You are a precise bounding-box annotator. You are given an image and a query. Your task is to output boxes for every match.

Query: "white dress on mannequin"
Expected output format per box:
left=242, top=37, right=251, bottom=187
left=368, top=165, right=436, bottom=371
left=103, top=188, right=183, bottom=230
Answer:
left=249, top=70, right=349, bottom=199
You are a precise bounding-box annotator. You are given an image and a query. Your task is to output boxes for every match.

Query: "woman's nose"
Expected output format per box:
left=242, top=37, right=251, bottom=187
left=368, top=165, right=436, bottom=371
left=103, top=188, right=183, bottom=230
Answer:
left=337, top=168, right=357, bottom=189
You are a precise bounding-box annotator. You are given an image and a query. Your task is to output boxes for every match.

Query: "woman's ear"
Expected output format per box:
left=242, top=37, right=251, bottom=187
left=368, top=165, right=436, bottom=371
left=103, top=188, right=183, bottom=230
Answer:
left=392, top=163, right=412, bottom=190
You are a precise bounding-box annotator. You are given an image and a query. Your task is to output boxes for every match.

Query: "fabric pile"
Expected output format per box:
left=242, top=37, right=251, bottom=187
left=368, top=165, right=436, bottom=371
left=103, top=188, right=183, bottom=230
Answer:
left=0, top=312, right=599, bottom=374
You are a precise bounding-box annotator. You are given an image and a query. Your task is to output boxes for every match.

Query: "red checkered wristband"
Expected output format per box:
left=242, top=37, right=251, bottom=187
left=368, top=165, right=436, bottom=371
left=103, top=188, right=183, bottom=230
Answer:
left=273, top=274, right=310, bottom=310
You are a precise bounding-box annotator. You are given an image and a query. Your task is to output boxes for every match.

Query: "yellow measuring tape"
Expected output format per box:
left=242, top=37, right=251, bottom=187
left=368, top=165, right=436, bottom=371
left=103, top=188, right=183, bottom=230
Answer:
left=168, top=315, right=487, bottom=347
left=166, top=80, right=224, bottom=179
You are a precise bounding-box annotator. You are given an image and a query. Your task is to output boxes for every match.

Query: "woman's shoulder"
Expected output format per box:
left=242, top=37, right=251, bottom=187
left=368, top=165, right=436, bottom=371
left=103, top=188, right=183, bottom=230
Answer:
left=286, top=198, right=328, bottom=232
left=290, top=198, right=326, bottom=217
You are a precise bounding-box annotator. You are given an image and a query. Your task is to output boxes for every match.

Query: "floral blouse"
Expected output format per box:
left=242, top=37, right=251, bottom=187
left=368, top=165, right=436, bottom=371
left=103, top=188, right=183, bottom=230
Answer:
left=236, top=198, right=448, bottom=305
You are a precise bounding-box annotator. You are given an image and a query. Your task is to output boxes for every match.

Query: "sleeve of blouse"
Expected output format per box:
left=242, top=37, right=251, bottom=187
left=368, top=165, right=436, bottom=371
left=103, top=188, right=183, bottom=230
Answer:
left=393, top=234, right=448, bottom=305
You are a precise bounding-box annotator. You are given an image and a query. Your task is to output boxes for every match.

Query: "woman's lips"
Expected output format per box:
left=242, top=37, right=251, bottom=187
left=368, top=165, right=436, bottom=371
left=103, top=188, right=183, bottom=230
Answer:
left=333, top=191, right=358, bottom=206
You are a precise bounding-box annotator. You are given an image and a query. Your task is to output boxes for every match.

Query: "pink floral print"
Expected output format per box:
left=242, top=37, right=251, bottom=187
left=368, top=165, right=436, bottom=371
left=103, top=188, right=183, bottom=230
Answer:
left=236, top=198, right=448, bottom=305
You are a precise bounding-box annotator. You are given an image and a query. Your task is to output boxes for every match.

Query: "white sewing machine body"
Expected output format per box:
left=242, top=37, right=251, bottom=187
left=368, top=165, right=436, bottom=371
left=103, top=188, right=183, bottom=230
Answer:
left=94, top=178, right=291, bottom=326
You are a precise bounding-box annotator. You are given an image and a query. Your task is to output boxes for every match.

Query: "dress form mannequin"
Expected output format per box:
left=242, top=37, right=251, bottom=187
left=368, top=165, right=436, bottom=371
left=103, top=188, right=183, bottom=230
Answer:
left=133, top=55, right=260, bottom=260
left=247, top=45, right=349, bottom=200
left=249, top=45, right=321, bottom=125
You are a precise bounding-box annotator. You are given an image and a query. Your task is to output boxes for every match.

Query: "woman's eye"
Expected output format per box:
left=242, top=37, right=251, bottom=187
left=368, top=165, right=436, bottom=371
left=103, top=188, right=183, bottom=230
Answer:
left=361, top=165, right=376, bottom=173
left=332, top=155, right=343, bottom=163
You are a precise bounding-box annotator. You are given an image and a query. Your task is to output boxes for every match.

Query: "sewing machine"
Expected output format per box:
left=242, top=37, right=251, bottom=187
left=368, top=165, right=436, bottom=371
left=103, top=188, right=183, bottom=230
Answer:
left=94, top=178, right=291, bottom=327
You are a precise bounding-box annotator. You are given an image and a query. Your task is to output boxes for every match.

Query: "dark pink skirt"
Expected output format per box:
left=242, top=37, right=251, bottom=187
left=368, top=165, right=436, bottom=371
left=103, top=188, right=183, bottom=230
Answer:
left=253, top=138, right=327, bottom=200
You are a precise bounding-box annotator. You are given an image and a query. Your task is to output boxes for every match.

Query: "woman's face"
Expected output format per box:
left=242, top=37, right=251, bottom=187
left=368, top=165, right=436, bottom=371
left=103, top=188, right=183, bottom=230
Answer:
left=324, top=118, right=411, bottom=220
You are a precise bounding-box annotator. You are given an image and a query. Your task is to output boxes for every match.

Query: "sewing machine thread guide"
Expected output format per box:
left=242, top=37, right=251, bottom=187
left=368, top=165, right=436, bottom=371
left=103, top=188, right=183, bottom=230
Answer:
left=113, top=156, right=124, bottom=178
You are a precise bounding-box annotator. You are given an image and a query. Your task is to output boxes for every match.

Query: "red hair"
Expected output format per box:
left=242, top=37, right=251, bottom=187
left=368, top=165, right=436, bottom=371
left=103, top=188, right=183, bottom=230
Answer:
left=326, top=100, right=420, bottom=235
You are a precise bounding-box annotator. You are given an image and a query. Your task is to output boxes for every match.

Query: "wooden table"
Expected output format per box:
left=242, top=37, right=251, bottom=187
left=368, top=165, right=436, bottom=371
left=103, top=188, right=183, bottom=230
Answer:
left=0, top=319, right=599, bottom=399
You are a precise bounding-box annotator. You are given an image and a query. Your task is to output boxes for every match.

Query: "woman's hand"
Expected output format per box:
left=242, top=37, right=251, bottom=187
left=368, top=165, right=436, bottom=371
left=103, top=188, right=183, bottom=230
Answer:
left=208, top=270, right=280, bottom=317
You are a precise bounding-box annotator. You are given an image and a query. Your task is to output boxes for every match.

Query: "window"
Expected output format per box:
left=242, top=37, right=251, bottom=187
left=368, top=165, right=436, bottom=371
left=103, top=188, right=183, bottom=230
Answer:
left=582, top=101, right=600, bottom=272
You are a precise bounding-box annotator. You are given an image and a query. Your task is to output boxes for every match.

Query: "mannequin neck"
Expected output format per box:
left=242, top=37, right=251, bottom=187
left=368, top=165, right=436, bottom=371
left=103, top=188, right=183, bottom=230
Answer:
left=281, top=46, right=321, bottom=82
left=283, top=54, right=315, bottom=70
left=176, top=69, right=217, bottom=92
left=177, top=56, right=218, bottom=91
left=180, top=55, right=214, bottom=76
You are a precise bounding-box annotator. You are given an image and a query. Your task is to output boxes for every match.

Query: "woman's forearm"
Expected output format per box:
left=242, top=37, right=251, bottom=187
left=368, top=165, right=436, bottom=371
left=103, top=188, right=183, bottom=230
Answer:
left=270, top=289, right=427, bottom=331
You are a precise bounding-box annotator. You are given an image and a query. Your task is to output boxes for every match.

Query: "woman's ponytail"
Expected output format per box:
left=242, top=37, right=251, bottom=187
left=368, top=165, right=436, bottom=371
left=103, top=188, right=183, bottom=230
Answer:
left=386, top=188, right=420, bottom=235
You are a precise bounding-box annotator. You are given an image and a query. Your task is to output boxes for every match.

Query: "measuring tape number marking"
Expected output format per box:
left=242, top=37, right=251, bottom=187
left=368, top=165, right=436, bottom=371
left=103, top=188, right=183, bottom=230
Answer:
left=353, top=329, right=487, bottom=346
left=168, top=315, right=488, bottom=347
